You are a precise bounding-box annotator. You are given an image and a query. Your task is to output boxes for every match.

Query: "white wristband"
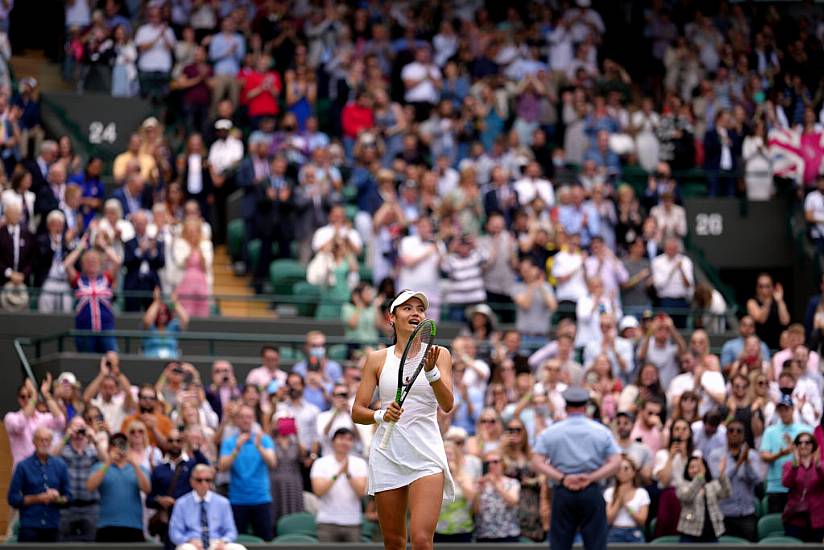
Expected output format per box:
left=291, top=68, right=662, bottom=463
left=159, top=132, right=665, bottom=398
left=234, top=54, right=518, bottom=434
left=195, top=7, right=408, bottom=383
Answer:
left=425, top=368, right=441, bottom=384
left=373, top=409, right=386, bottom=424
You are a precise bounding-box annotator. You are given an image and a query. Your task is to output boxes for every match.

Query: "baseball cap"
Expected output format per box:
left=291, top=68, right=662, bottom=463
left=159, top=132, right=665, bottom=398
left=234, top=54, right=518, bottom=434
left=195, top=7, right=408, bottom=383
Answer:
left=390, top=290, right=429, bottom=313
left=777, top=394, right=794, bottom=409
left=57, top=372, right=78, bottom=386
left=619, top=316, right=640, bottom=332
left=214, top=119, right=233, bottom=131
left=562, top=387, right=589, bottom=406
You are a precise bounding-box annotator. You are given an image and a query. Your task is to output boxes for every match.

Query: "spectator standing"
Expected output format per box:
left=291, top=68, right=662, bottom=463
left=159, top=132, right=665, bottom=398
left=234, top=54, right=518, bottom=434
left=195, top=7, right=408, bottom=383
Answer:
left=120, top=385, right=173, bottom=450
left=501, top=418, right=548, bottom=541
left=703, top=110, right=741, bottom=197
left=134, top=5, right=176, bottom=103
left=5, top=376, right=66, bottom=467
left=83, top=354, right=135, bottom=437
left=692, top=411, right=728, bottom=458
left=651, top=237, right=694, bottom=327
left=279, top=373, right=321, bottom=461
left=54, top=416, right=105, bottom=541
left=637, top=314, right=687, bottom=389
left=613, top=413, right=654, bottom=484
left=240, top=54, right=281, bottom=129
left=402, top=46, right=442, bottom=122
left=175, top=46, right=212, bottom=137
left=676, top=454, right=731, bottom=543
left=63, top=241, right=121, bottom=353
left=708, top=419, right=764, bottom=542
left=207, top=360, right=240, bottom=421
left=531, top=387, right=621, bottom=550
left=805, top=174, right=824, bottom=253
left=111, top=25, right=138, bottom=98
left=759, top=395, right=812, bottom=513
left=218, top=405, right=276, bottom=541
left=604, top=455, right=649, bottom=543
left=473, top=450, right=520, bottom=543
left=34, top=210, right=73, bottom=313
left=7, top=427, right=71, bottom=542
left=781, top=433, right=824, bottom=542
left=0, top=202, right=35, bottom=287
left=87, top=432, right=150, bottom=542
left=397, top=216, right=443, bottom=321
left=435, top=440, right=478, bottom=542
left=123, top=210, right=164, bottom=312
left=142, top=287, right=189, bottom=359
left=146, top=429, right=209, bottom=546
left=720, top=315, right=771, bottom=372
left=315, top=383, right=359, bottom=457
left=630, top=398, right=664, bottom=455
left=245, top=346, right=287, bottom=394
left=268, top=416, right=304, bottom=528
left=441, top=234, right=488, bottom=322
left=208, top=18, right=245, bottom=114
left=310, top=428, right=367, bottom=542
left=208, top=120, right=244, bottom=243
left=168, top=464, right=246, bottom=550
left=513, top=259, right=557, bottom=351
left=746, top=273, right=790, bottom=351
left=173, top=218, right=212, bottom=317
left=551, top=232, right=588, bottom=310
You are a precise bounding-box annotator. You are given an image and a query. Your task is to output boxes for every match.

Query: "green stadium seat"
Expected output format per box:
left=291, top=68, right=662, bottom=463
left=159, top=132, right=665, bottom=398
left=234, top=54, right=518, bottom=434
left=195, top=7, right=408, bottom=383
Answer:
left=236, top=533, right=265, bottom=544
left=758, top=536, right=803, bottom=544
left=315, top=299, right=343, bottom=320
left=292, top=281, right=321, bottom=317
left=269, top=260, right=307, bottom=296
left=276, top=511, right=316, bottom=537
left=360, top=518, right=378, bottom=542
left=228, top=219, right=245, bottom=260
left=272, top=533, right=318, bottom=544
left=650, top=535, right=681, bottom=544
left=757, top=513, right=784, bottom=540
left=646, top=517, right=656, bottom=541
left=753, top=496, right=763, bottom=518
left=718, top=535, right=749, bottom=544
left=328, top=344, right=348, bottom=360
left=518, top=536, right=534, bottom=543
left=761, top=495, right=769, bottom=517
left=358, top=265, right=373, bottom=284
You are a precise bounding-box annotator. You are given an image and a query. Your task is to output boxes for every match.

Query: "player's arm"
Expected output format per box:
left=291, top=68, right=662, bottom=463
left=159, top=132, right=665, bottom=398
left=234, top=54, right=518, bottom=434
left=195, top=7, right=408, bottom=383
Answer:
left=428, top=346, right=454, bottom=413
left=352, top=350, right=401, bottom=424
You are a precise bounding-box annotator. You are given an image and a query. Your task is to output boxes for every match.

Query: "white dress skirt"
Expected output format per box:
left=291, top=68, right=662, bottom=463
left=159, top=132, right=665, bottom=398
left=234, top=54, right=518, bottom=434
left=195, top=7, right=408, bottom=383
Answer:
left=368, top=346, right=455, bottom=502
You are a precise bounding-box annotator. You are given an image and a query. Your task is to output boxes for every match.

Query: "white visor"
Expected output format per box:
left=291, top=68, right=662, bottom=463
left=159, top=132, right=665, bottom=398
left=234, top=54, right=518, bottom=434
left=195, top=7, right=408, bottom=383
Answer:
left=390, top=290, right=429, bottom=313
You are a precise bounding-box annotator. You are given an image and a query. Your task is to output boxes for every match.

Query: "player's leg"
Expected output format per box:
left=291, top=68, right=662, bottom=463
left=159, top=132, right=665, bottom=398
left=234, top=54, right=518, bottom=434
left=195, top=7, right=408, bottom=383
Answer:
left=408, top=472, right=444, bottom=550
left=375, top=485, right=409, bottom=550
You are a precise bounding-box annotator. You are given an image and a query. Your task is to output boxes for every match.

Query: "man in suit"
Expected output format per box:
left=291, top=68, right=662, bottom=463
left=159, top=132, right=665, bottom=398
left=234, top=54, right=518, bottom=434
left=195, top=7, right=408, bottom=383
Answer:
left=169, top=464, right=246, bottom=550
left=252, top=156, right=293, bottom=292
left=483, top=165, right=520, bottom=226
left=21, top=140, right=57, bottom=194
left=34, top=162, right=66, bottom=233
left=703, top=110, right=741, bottom=197
left=122, top=210, right=164, bottom=312
left=0, top=202, right=36, bottom=287
left=112, top=173, right=153, bottom=219
left=235, top=133, right=270, bottom=273
left=34, top=210, right=73, bottom=313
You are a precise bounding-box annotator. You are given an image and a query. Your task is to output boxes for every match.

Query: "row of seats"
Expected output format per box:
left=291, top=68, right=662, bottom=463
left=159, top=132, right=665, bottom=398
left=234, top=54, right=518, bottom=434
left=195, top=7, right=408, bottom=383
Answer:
left=648, top=512, right=796, bottom=544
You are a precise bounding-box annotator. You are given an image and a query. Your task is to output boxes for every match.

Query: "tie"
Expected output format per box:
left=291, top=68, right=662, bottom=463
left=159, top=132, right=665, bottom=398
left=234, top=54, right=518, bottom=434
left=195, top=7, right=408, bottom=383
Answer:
left=200, top=499, right=210, bottom=549
left=11, top=226, right=19, bottom=272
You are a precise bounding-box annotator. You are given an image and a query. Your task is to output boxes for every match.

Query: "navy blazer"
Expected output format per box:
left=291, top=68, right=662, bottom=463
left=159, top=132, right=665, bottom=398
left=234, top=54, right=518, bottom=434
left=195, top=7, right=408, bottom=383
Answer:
left=122, top=236, right=165, bottom=291
left=111, top=186, right=154, bottom=218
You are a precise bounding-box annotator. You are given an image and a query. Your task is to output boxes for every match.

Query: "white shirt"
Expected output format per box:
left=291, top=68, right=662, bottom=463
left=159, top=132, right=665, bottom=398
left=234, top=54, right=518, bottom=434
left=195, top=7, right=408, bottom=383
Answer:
left=397, top=235, right=441, bottom=298
left=805, top=190, right=824, bottom=238
left=311, top=225, right=363, bottom=253
left=65, top=0, right=91, bottom=28
left=135, top=23, right=177, bottom=72
left=513, top=177, right=555, bottom=207
left=91, top=393, right=130, bottom=434
left=603, top=486, right=650, bottom=528
left=651, top=253, right=694, bottom=299
left=6, top=224, right=19, bottom=272
left=667, top=371, right=725, bottom=416
left=278, top=399, right=320, bottom=449
left=187, top=154, right=203, bottom=195
left=551, top=249, right=587, bottom=302
left=310, top=454, right=368, bottom=526
left=401, top=62, right=441, bottom=104
left=584, top=256, right=629, bottom=302
left=650, top=204, right=687, bottom=242
left=208, top=137, right=244, bottom=175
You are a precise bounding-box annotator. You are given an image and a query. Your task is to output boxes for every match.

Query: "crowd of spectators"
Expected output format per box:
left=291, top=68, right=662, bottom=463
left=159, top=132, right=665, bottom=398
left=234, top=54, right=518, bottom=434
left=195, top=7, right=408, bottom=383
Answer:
left=2, top=0, right=824, bottom=546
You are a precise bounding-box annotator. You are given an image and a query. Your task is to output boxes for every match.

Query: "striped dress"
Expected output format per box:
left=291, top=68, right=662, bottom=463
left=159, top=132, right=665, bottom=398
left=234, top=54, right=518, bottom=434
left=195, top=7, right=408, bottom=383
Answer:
left=441, top=250, right=488, bottom=307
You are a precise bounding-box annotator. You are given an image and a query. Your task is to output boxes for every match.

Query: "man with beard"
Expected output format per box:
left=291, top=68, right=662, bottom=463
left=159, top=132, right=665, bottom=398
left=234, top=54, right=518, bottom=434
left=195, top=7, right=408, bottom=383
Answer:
left=146, top=429, right=210, bottom=547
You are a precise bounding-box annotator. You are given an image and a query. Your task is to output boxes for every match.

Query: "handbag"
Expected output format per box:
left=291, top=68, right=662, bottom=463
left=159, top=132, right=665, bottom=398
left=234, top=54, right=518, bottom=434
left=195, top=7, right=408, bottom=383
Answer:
left=148, top=462, right=184, bottom=538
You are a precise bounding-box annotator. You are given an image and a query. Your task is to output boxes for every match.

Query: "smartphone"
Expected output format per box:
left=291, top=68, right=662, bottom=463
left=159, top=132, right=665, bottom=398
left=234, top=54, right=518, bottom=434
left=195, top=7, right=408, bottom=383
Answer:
left=482, top=461, right=490, bottom=476
left=276, top=417, right=297, bottom=436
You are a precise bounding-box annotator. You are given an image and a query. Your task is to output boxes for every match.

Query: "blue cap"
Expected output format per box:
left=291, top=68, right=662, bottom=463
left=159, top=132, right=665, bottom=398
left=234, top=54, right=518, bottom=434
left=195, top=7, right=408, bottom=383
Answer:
left=562, top=387, right=590, bottom=406
left=777, top=394, right=794, bottom=408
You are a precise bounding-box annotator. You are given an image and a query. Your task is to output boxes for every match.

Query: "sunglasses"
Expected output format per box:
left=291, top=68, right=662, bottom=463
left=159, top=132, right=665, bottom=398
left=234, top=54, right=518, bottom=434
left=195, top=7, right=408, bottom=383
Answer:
left=505, top=427, right=523, bottom=434
left=130, top=429, right=146, bottom=434
left=479, top=419, right=496, bottom=424
left=139, top=395, right=156, bottom=400
left=18, top=394, right=31, bottom=400
left=168, top=438, right=183, bottom=443
left=757, top=380, right=767, bottom=386
left=192, top=477, right=213, bottom=483
left=797, top=440, right=814, bottom=446
left=333, top=393, right=349, bottom=398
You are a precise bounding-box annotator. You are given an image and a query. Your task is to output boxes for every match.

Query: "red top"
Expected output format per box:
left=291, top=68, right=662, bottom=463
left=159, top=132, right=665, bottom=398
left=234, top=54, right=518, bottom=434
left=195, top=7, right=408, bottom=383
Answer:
left=240, top=69, right=282, bottom=118
left=341, top=102, right=374, bottom=139
left=782, top=459, right=824, bottom=529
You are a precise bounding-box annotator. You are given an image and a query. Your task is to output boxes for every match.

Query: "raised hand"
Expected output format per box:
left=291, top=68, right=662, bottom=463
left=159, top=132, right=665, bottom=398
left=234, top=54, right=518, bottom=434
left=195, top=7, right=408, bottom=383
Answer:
left=423, top=346, right=441, bottom=372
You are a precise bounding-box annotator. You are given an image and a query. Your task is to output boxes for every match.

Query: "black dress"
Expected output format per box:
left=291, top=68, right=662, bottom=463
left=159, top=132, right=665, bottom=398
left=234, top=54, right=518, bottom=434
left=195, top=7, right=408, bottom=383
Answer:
left=753, top=297, right=784, bottom=350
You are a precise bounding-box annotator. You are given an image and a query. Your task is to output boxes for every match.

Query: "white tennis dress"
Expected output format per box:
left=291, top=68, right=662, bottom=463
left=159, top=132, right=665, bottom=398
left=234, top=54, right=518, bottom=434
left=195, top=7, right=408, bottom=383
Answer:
left=367, top=345, right=455, bottom=501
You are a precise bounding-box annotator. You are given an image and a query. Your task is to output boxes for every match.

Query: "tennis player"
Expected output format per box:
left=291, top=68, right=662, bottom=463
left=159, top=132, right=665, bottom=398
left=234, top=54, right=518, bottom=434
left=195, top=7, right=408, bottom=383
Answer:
left=352, top=289, right=455, bottom=550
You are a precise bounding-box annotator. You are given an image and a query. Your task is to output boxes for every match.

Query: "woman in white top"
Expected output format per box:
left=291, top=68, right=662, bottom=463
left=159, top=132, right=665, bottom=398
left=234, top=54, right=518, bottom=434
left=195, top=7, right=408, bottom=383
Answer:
left=652, top=418, right=693, bottom=538
left=604, top=455, right=650, bottom=543
left=353, top=289, right=455, bottom=550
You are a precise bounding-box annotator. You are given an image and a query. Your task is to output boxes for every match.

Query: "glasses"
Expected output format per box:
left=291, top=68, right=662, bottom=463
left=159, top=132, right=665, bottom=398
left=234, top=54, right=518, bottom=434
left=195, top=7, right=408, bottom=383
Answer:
left=485, top=459, right=501, bottom=465
left=168, top=438, right=182, bottom=443
left=479, top=419, right=496, bottom=424
left=192, top=478, right=213, bottom=483
left=757, top=380, right=768, bottom=386
left=797, top=440, right=814, bottom=446
left=18, top=394, right=30, bottom=400
left=139, top=395, right=156, bottom=401
left=130, top=429, right=146, bottom=434
left=333, top=393, right=349, bottom=398
left=505, top=427, right=523, bottom=434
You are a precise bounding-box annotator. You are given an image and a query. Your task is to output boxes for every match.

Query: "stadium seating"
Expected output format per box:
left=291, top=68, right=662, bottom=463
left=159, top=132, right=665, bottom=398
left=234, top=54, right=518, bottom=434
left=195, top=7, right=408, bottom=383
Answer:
left=757, top=513, right=784, bottom=540
left=272, top=533, right=318, bottom=544
left=236, top=533, right=266, bottom=544
left=276, top=511, right=317, bottom=537
left=718, top=535, right=749, bottom=544
left=650, top=535, right=681, bottom=543
left=269, top=259, right=307, bottom=296
left=757, top=536, right=803, bottom=544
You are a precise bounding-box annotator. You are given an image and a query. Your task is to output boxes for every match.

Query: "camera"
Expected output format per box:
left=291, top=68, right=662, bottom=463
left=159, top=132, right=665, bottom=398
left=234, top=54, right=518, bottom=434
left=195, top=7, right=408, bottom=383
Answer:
left=76, top=428, right=86, bottom=437
left=140, top=406, right=154, bottom=414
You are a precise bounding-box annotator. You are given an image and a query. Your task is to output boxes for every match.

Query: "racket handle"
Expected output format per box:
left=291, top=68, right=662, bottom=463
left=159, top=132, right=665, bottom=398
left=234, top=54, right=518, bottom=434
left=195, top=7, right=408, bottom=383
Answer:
left=380, top=421, right=396, bottom=449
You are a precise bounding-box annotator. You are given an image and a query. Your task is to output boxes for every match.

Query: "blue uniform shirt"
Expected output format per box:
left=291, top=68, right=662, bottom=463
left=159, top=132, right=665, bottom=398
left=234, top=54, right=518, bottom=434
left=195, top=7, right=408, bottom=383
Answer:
left=7, top=454, right=71, bottom=529
left=220, top=433, right=274, bottom=505
left=533, top=414, right=621, bottom=479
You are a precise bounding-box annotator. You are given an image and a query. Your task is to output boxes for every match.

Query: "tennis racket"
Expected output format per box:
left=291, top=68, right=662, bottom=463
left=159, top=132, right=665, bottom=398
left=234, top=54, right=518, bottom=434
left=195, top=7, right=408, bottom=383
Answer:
left=379, top=319, right=437, bottom=449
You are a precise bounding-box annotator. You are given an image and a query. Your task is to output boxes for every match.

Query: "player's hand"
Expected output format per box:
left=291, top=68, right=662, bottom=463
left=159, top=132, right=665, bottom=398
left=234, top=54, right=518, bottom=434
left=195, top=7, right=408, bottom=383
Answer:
left=423, top=346, right=441, bottom=372
left=384, top=401, right=403, bottom=423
